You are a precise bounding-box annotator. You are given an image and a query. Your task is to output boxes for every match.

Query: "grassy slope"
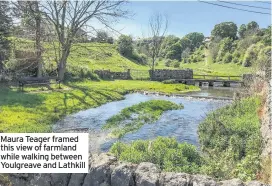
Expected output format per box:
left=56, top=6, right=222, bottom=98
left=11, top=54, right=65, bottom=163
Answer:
left=0, top=80, right=199, bottom=133
left=11, top=37, right=251, bottom=76
left=180, top=49, right=252, bottom=76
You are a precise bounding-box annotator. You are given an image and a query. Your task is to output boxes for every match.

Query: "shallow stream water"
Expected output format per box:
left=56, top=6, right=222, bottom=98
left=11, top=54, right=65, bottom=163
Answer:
left=53, top=87, right=237, bottom=152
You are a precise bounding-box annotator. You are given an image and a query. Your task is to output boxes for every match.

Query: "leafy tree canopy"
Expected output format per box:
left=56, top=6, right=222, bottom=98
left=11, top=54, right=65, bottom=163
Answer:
left=211, top=22, right=237, bottom=40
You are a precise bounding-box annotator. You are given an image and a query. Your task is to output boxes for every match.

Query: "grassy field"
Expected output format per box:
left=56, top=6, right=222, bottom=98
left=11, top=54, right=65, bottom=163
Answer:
left=0, top=80, right=199, bottom=133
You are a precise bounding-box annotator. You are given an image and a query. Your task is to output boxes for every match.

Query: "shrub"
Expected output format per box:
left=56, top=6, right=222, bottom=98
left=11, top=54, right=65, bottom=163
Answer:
left=198, top=97, right=262, bottom=181
left=232, top=57, right=239, bottom=63
left=173, top=60, right=180, bottom=68
left=242, top=44, right=262, bottom=67
left=165, top=59, right=172, bottom=67
left=110, top=137, right=202, bottom=173
left=162, top=79, right=177, bottom=84
left=223, top=53, right=232, bottom=63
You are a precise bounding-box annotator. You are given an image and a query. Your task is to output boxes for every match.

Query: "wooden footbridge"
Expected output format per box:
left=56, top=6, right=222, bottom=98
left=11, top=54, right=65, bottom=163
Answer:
left=175, top=74, right=243, bottom=87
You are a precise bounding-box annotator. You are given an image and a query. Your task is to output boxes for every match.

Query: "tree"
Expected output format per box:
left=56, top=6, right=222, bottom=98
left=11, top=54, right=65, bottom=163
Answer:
left=22, top=1, right=43, bottom=77
left=211, top=22, right=237, bottom=40
left=96, top=30, right=108, bottom=43
left=246, top=21, right=259, bottom=35
left=146, top=13, right=168, bottom=80
left=160, top=35, right=180, bottom=57
left=180, top=37, right=191, bottom=52
left=41, top=1, right=127, bottom=80
left=165, top=41, right=182, bottom=60
left=238, top=24, right=247, bottom=39
left=0, top=1, right=12, bottom=70
left=117, top=35, right=133, bottom=57
left=184, top=32, right=204, bottom=50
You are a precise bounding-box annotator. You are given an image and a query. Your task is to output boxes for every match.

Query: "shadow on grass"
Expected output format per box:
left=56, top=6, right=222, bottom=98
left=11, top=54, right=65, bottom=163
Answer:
left=62, top=83, right=123, bottom=110
left=0, top=86, right=45, bottom=108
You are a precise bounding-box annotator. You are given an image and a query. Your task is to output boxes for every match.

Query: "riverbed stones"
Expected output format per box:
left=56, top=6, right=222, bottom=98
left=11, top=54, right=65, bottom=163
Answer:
left=135, top=162, right=161, bottom=186
left=68, top=173, right=87, bottom=186
left=190, top=174, right=218, bottom=186
left=111, top=163, right=136, bottom=186
left=159, top=172, right=189, bottom=186
left=246, top=181, right=267, bottom=186
left=83, top=153, right=117, bottom=186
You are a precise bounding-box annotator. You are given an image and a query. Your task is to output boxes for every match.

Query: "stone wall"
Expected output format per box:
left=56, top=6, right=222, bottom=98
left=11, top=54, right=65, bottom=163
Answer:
left=7, top=153, right=268, bottom=186
left=150, top=69, right=193, bottom=81
left=94, top=69, right=131, bottom=80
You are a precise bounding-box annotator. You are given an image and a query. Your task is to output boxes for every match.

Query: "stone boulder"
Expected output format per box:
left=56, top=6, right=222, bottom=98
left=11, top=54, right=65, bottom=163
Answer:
left=159, top=172, right=189, bottom=186
left=190, top=174, right=218, bottom=186
left=83, top=153, right=117, bottom=186
left=135, top=162, right=161, bottom=186
left=246, top=181, right=266, bottom=186
left=219, top=178, right=244, bottom=186
left=111, top=163, right=137, bottom=186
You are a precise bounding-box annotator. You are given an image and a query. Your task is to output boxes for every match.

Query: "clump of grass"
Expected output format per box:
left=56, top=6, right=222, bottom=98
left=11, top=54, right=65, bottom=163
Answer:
left=103, top=100, right=183, bottom=138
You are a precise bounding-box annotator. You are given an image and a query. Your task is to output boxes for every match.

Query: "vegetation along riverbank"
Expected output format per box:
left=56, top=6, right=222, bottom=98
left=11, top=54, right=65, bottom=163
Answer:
left=0, top=80, right=199, bottom=133
left=109, top=96, right=264, bottom=182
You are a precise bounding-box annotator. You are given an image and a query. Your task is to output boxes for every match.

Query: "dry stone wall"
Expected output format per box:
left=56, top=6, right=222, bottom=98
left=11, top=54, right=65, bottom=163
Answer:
left=94, top=69, right=131, bottom=80
left=150, top=69, right=193, bottom=81
left=7, top=153, right=269, bottom=186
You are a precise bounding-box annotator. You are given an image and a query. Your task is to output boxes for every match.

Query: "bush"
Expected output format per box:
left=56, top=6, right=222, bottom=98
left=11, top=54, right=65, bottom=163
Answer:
left=165, top=59, right=172, bottom=67
left=130, top=52, right=148, bottom=65
left=110, top=137, right=202, bottom=173
left=223, top=52, right=233, bottom=63
left=242, top=43, right=262, bottom=67
left=162, top=79, right=177, bottom=84
left=232, top=57, right=239, bottom=63
left=173, top=60, right=180, bottom=68
left=198, top=97, right=262, bottom=181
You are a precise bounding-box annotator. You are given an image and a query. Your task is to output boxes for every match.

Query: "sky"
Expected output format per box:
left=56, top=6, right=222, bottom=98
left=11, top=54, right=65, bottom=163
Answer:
left=95, top=1, right=271, bottom=38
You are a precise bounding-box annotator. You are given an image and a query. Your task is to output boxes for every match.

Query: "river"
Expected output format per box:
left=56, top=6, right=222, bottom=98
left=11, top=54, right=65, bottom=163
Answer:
left=53, top=87, right=237, bottom=153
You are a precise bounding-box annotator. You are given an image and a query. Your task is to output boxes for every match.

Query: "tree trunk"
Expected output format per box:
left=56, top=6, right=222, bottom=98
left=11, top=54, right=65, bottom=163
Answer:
left=34, top=1, right=42, bottom=77
left=151, top=58, right=155, bottom=80
left=58, top=46, right=70, bottom=81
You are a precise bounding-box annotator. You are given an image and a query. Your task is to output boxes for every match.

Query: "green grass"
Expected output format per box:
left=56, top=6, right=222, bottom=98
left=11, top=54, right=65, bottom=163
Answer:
left=102, top=100, right=183, bottom=138
left=181, top=61, right=252, bottom=77
left=0, top=80, right=199, bottom=133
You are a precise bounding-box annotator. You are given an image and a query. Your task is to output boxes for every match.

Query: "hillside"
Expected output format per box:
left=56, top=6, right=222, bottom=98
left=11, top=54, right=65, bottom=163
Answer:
left=8, top=37, right=252, bottom=79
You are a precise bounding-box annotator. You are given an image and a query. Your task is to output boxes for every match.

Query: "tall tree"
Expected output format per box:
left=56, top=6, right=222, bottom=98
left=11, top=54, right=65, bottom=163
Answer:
left=14, top=1, right=43, bottom=77
left=184, top=32, right=204, bottom=50
left=246, top=21, right=259, bottom=35
left=238, top=24, right=247, bottom=38
left=41, top=1, right=127, bottom=80
left=117, top=35, right=133, bottom=57
left=0, top=1, right=12, bottom=70
left=146, top=13, right=168, bottom=80
left=211, top=22, right=237, bottom=40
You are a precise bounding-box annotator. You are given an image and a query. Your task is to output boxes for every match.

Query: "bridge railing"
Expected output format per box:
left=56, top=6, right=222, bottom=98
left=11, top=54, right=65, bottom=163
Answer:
left=193, top=74, right=242, bottom=81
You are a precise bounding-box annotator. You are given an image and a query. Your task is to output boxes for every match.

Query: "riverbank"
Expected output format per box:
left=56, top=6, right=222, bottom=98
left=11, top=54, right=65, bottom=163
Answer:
left=0, top=80, right=199, bottom=133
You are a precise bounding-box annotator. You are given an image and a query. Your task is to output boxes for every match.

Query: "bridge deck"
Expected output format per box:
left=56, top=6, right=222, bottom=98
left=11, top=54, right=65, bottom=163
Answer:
left=176, top=79, right=243, bottom=83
